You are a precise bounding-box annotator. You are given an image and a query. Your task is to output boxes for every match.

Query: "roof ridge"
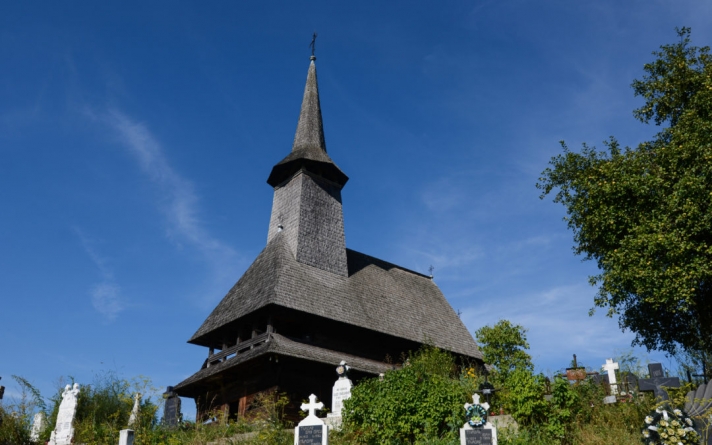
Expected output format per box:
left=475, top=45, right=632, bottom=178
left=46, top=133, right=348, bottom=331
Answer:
left=346, top=248, right=432, bottom=279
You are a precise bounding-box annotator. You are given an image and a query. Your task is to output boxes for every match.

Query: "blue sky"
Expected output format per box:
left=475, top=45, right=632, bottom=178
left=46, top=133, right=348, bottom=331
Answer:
left=2, top=1, right=711, bottom=418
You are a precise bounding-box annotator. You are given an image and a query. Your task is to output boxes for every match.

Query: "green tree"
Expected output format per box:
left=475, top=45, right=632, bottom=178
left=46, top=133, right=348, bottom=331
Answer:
left=475, top=320, right=533, bottom=383
left=537, top=28, right=712, bottom=357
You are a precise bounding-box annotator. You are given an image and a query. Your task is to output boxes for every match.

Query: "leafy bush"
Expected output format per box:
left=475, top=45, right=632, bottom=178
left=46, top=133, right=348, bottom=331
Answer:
left=341, top=347, right=477, bottom=444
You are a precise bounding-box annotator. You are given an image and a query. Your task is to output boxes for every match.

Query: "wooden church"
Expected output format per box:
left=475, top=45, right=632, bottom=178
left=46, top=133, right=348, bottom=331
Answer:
left=173, top=54, right=485, bottom=420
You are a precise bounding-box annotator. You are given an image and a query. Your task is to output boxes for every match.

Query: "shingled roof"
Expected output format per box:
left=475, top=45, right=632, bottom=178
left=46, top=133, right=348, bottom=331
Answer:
left=190, top=232, right=482, bottom=360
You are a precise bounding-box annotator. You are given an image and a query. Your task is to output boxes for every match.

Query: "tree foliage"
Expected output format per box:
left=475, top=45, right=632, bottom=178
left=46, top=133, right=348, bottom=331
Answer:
left=475, top=320, right=533, bottom=383
left=341, top=347, right=477, bottom=444
left=537, top=28, right=712, bottom=356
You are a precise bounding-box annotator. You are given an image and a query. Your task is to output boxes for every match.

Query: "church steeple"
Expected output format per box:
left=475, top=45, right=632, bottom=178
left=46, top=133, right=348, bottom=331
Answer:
left=267, top=56, right=348, bottom=188
left=293, top=56, right=327, bottom=155
left=266, top=56, right=349, bottom=277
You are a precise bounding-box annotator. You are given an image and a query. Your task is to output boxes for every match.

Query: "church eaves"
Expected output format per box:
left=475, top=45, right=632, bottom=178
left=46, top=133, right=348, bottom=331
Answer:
left=267, top=56, right=348, bottom=188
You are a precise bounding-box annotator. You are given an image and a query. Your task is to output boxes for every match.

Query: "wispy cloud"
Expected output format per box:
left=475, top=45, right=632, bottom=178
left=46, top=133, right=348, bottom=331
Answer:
left=90, top=283, right=123, bottom=320
left=109, top=110, right=234, bottom=257
left=74, top=227, right=124, bottom=320
left=89, top=109, right=241, bottom=305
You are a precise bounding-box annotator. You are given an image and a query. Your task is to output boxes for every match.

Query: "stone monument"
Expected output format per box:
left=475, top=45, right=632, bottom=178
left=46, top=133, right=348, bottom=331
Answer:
left=460, top=393, right=497, bottom=445
left=684, top=382, right=712, bottom=445
left=30, top=412, right=47, bottom=443
left=119, top=429, right=135, bottom=445
left=294, top=394, right=328, bottom=445
left=327, top=361, right=353, bottom=419
left=48, top=383, right=80, bottom=445
left=162, top=386, right=181, bottom=427
left=128, top=393, right=141, bottom=427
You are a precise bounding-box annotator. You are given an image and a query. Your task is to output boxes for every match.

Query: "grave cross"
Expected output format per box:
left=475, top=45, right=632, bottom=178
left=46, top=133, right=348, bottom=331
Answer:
left=301, top=394, right=324, bottom=419
left=638, top=363, right=680, bottom=401
left=465, top=393, right=490, bottom=413
left=602, top=358, right=620, bottom=395
left=475, top=375, right=499, bottom=408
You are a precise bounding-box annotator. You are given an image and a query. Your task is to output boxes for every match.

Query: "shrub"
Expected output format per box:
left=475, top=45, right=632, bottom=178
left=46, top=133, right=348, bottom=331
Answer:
left=341, top=347, right=476, bottom=445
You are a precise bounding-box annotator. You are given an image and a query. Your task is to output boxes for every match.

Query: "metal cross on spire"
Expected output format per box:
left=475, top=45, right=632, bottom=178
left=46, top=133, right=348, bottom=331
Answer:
left=309, top=32, right=318, bottom=57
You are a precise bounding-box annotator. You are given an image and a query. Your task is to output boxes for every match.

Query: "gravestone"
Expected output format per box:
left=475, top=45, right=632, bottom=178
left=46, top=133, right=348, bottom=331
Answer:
left=648, top=363, right=664, bottom=378
left=601, top=358, right=619, bottom=395
left=460, top=393, right=497, bottom=445
left=684, top=382, right=712, bottom=445
left=48, top=383, right=80, bottom=445
left=30, top=412, right=47, bottom=443
left=329, top=361, right=352, bottom=417
left=128, top=393, right=141, bottom=427
left=119, top=429, right=134, bottom=445
left=294, top=394, right=327, bottom=445
left=326, top=361, right=353, bottom=430
left=162, top=386, right=181, bottom=427
left=638, top=363, right=680, bottom=401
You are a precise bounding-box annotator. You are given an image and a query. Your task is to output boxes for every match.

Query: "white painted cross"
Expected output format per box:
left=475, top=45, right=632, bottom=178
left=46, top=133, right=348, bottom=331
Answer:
left=301, top=394, right=324, bottom=419
left=295, top=394, right=327, bottom=445
left=602, top=358, right=620, bottom=395
left=464, top=393, right=490, bottom=413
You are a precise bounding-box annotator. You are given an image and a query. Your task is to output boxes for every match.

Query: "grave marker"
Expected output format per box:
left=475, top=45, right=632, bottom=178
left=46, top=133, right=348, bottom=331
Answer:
left=30, top=412, right=47, bottom=443
left=601, top=358, right=619, bottom=395
left=684, top=382, right=712, bottom=445
left=162, top=386, right=181, bottom=427
left=648, top=363, right=664, bottom=378
left=460, top=393, right=497, bottom=445
left=329, top=361, right=352, bottom=417
left=119, top=429, right=135, bottom=445
left=128, top=393, right=141, bottom=427
left=48, top=383, right=80, bottom=445
left=294, top=394, right=327, bottom=445
left=638, top=363, right=680, bottom=400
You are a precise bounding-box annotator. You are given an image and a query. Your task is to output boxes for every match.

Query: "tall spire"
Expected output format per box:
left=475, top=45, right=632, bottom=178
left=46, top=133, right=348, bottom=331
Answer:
left=267, top=56, right=348, bottom=188
left=292, top=56, right=327, bottom=154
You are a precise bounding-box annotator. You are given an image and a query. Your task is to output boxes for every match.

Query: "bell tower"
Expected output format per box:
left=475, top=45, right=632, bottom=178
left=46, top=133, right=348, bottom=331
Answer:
left=266, top=55, right=349, bottom=277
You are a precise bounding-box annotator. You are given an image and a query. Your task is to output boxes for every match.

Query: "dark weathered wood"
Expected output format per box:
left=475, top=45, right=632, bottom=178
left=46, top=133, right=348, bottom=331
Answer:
left=207, top=333, right=270, bottom=366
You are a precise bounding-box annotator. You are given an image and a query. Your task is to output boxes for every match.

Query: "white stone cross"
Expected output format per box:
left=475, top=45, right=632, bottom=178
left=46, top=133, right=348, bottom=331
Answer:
left=464, top=393, right=490, bottom=412
left=602, top=358, right=620, bottom=395
left=300, top=394, right=324, bottom=419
